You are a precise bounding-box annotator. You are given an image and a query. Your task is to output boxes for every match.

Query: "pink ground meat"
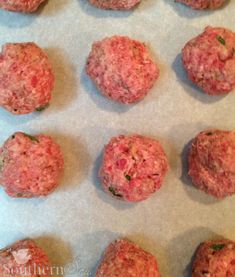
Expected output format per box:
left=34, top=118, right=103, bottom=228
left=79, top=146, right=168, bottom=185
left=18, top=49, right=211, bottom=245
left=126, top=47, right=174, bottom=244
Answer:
left=176, top=0, right=226, bottom=9
left=0, top=132, right=64, bottom=198
left=0, top=239, right=50, bottom=277
left=0, top=0, right=46, bottom=12
left=88, top=0, right=140, bottom=10
left=192, top=239, right=235, bottom=277
left=86, top=36, right=159, bottom=104
left=99, top=134, right=169, bottom=202
left=95, top=239, right=161, bottom=277
left=188, top=130, right=235, bottom=198
left=0, top=42, right=54, bottom=114
left=182, top=26, right=235, bottom=95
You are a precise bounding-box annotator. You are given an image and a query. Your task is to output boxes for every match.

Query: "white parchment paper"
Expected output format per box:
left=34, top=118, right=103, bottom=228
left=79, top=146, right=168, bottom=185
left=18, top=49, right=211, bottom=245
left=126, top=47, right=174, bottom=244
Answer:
left=0, top=0, right=235, bottom=276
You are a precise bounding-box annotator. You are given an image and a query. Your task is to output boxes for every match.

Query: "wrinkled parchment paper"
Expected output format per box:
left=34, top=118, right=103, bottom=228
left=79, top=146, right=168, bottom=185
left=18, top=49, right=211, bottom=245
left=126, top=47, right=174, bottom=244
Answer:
left=0, top=0, right=235, bottom=276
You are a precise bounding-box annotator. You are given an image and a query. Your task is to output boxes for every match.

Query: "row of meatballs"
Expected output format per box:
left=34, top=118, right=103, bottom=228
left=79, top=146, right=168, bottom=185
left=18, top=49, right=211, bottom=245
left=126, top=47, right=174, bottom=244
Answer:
left=0, top=237, right=235, bottom=276
left=0, top=0, right=229, bottom=12
left=0, top=25, right=235, bottom=115
left=0, top=129, right=234, bottom=200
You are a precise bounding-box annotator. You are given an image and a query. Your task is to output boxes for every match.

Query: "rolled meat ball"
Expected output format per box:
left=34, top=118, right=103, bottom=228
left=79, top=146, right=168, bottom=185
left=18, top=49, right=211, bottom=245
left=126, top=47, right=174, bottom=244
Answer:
left=0, top=132, right=64, bottom=198
left=0, top=42, right=54, bottom=114
left=192, top=239, right=235, bottom=276
left=95, top=239, right=161, bottom=277
left=188, top=129, right=235, bottom=198
left=99, top=134, right=169, bottom=202
left=0, top=0, right=46, bottom=12
left=88, top=0, right=141, bottom=10
left=176, top=0, right=227, bottom=10
left=86, top=36, right=159, bottom=104
left=182, top=26, right=235, bottom=95
left=0, top=239, right=50, bottom=277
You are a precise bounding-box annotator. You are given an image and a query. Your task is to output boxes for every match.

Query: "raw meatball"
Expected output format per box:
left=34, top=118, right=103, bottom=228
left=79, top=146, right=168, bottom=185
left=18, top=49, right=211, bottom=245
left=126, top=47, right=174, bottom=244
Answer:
left=95, top=239, right=161, bottom=277
left=88, top=0, right=140, bottom=10
left=0, top=42, right=54, bottom=114
left=0, top=239, right=50, bottom=277
left=0, top=132, right=64, bottom=198
left=188, top=130, right=235, bottom=198
left=86, top=36, right=159, bottom=104
left=192, top=239, right=235, bottom=276
left=0, top=0, right=46, bottom=12
left=176, top=0, right=226, bottom=9
left=99, top=134, right=169, bottom=202
left=182, top=26, right=235, bottom=95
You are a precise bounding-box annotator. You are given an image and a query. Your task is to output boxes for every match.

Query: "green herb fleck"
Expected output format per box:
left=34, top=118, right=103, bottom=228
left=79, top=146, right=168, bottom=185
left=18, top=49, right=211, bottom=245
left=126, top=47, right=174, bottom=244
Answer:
left=35, top=104, right=49, bottom=112
left=210, top=244, right=225, bottom=251
left=24, top=133, right=39, bottom=143
left=0, top=158, right=4, bottom=172
left=216, top=35, right=226, bottom=45
left=125, top=175, right=131, bottom=181
left=109, top=187, right=123, bottom=198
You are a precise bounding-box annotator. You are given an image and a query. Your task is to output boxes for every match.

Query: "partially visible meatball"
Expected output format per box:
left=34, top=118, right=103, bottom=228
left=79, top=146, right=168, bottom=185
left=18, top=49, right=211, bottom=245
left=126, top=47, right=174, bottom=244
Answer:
left=0, top=0, right=46, bottom=12
left=176, top=0, right=226, bottom=9
left=99, top=134, right=169, bottom=202
left=188, top=130, right=235, bottom=198
left=0, top=239, right=50, bottom=277
left=192, top=239, right=235, bottom=277
left=86, top=36, right=159, bottom=104
left=0, top=43, right=54, bottom=114
left=0, top=132, right=64, bottom=198
left=182, top=26, right=235, bottom=95
left=95, top=239, right=161, bottom=277
left=88, top=0, right=140, bottom=10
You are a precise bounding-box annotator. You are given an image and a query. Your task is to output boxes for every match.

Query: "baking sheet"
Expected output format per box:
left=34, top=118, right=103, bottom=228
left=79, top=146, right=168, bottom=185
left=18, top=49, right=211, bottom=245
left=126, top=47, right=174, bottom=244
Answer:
left=0, top=0, right=235, bottom=276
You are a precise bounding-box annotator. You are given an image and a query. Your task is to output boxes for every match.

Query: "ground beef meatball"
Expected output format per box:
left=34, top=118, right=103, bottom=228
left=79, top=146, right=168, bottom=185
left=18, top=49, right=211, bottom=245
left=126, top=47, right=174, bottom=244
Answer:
left=192, top=239, right=235, bottom=277
left=0, top=239, right=50, bottom=277
left=0, top=132, right=64, bottom=198
left=188, top=130, right=235, bottom=198
left=99, top=134, right=169, bottom=202
left=0, top=42, right=54, bottom=114
left=86, top=36, right=159, bottom=104
left=0, top=0, right=46, bottom=12
left=95, top=239, right=161, bottom=277
left=182, top=26, right=235, bottom=95
left=176, top=0, right=226, bottom=9
left=88, top=0, right=140, bottom=10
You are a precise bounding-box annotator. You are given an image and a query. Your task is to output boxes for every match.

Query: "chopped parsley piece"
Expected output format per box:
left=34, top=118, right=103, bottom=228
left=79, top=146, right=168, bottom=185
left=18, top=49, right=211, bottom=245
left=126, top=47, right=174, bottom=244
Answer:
left=210, top=244, right=225, bottom=251
left=109, top=187, right=123, bottom=198
left=0, top=158, right=4, bottom=171
left=125, top=174, right=131, bottom=181
left=24, top=133, right=39, bottom=143
left=36, top=104, right=49, bottom=112
left=216, top=35, right=225, bottom=45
